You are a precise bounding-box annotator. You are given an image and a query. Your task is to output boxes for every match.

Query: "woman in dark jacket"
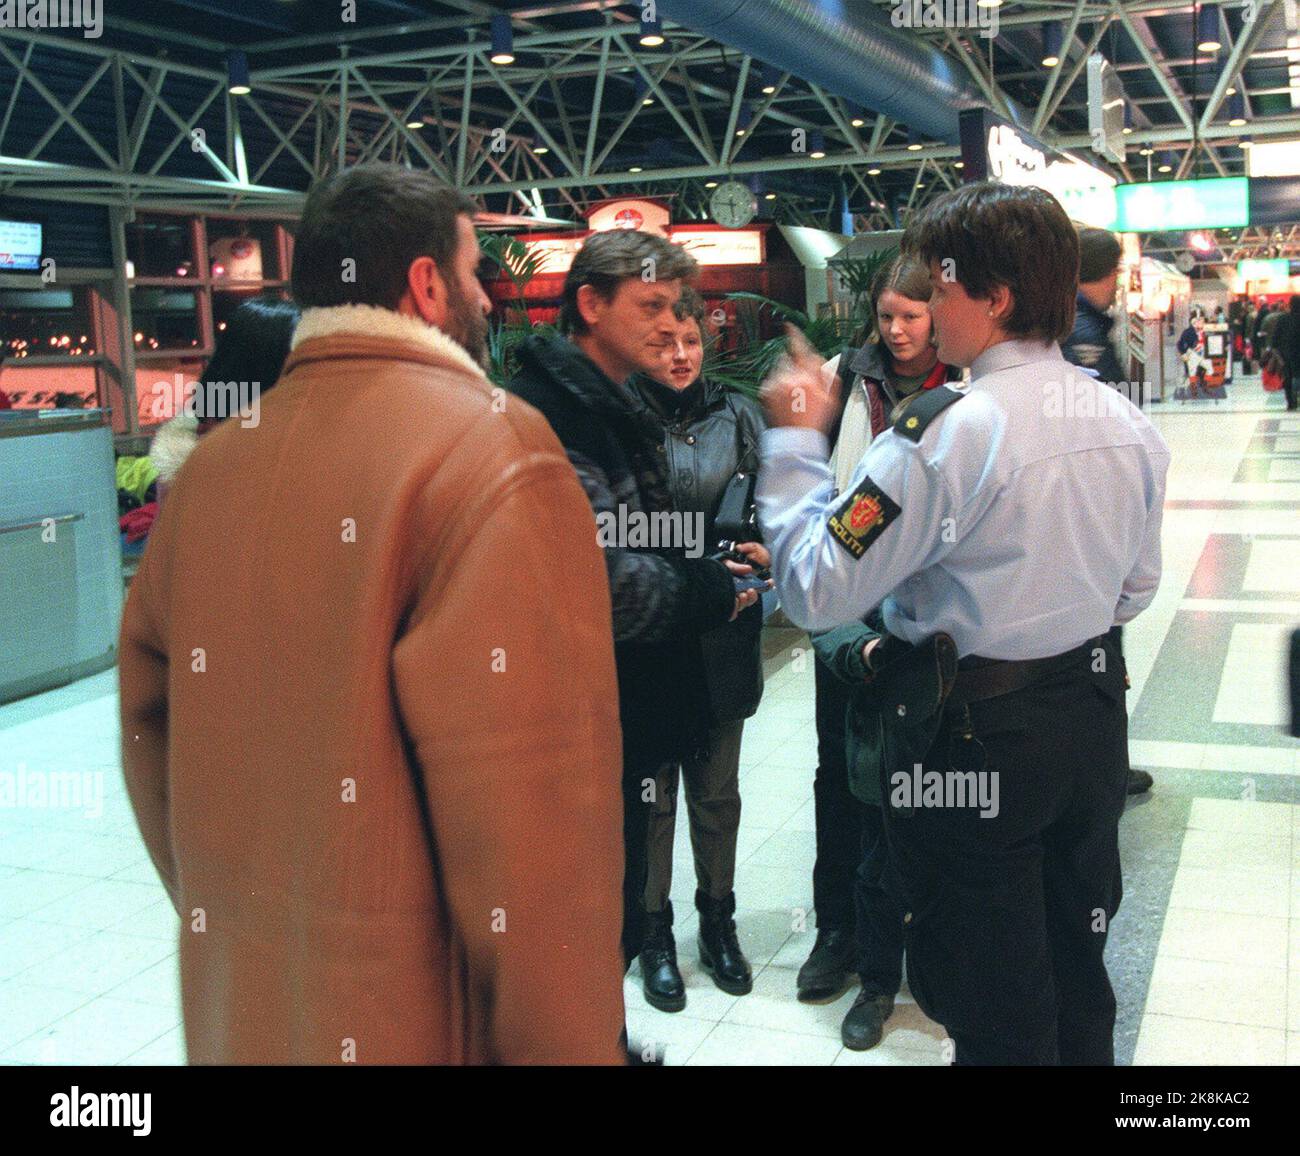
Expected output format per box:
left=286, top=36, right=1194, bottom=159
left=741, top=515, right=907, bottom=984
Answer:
left=799, top=256, right=960, bottom=1049
left=150, top=296, right=300, bottom=497
left=1268, top=295, right=1300, bottom=410
left=631, top=287, right=770, bottom=1013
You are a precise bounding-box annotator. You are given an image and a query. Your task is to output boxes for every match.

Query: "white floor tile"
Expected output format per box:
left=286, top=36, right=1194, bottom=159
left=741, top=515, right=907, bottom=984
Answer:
left=0, top=917, right=96, bottom=982
left=10, top=930, right=175, bottom=996
left=1167, top=867, right=1290, bottom=919
left=685, top=1021, right=843, bottom=1066
left=1144, top=955, right=1287, bottom=1029
left=1133, top=1014, right=1286, bottom=1065
left=119, top=1025, right=185, bottom=1066
left=1156, top=907, right=1289, bottom=969
left=0, top=996, right=180, bottom=1065
left=26, top=878, right=167, bottom=932
left=625, top=1009, right=717, bottom=1066
left=0, top=982, right=95, bottom=1050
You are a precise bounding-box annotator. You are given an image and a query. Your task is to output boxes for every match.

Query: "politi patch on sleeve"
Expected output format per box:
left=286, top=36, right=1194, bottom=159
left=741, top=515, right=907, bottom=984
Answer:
left=827, top=476, right=901, bottom=560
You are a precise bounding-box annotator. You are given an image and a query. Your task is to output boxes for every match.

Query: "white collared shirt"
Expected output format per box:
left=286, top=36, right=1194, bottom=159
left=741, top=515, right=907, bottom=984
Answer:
left=757, top=339, right=1171, bottom=660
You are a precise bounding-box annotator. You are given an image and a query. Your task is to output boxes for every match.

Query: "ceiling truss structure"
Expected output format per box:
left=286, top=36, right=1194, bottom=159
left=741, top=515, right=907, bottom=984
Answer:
left=0, top=1, right=1299, bottom=253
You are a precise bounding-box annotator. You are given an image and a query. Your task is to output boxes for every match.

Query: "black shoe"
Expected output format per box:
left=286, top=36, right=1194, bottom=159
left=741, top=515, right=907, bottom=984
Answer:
left=638, top=903, right=686, bottom=1013
left=840, top=988, right=896, bottom=1051
left=796, top=927, right=856, bottom=1002
left=695, top=890, right=752, bottom=996
left=1127, top=767, right=1154, bottom=795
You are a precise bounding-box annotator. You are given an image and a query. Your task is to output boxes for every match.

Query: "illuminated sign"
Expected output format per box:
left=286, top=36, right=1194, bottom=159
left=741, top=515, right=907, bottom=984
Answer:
left=1114, top=178, right=1249, bottom=232
left=1237, top=257, right=1289, bottom=282
left=1245, top=140, right=1300, bottom=177
left=0, top=220, right=42, bottom=270
left=586, top=199, right=670, bottom=235
left=520, top=237, right=585, bottom=274
left=672, top=229, right=764, bottom=266
left=516, top=227, right=764, bottom=275
left=970, top=114, right=1117, bottom=228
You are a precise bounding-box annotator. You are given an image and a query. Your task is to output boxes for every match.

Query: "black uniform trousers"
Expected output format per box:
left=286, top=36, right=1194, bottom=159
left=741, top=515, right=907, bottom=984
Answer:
left=812, top=656, right=866, bottom=931
left=855, top=803, right=906, bottom=998
left=880, top=643, right=1129, bottom=1065
left=621, top=755, right=654, bottom=968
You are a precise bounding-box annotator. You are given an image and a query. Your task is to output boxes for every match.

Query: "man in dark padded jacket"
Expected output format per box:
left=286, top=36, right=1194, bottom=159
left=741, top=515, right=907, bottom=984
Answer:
left=509, top=229, right=756, bottom=968
left=1062, top=226, right=1154, bottom=797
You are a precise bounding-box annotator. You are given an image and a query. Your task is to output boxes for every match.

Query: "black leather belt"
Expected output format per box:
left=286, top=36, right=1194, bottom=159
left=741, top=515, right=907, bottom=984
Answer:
left=947, top=637, right=1103, bottom=708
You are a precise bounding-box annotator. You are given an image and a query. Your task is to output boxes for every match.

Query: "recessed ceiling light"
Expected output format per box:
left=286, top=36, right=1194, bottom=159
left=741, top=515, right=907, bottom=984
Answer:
left=705, top=181, right=718, bottom=188
left=867, top=167, right=882, bottom=175
left=629, top=165, right=643, bottom=172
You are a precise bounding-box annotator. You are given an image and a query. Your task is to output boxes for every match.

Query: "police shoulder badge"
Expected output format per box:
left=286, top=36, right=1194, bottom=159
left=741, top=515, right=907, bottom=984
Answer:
left=827, top=477, right=901, bottom=560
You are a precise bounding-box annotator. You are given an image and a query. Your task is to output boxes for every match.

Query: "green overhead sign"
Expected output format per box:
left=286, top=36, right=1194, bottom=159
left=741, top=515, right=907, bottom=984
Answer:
left=1237, top=258, right=1289, bottom=281
left=1114, top=178, right=1250, bottom=231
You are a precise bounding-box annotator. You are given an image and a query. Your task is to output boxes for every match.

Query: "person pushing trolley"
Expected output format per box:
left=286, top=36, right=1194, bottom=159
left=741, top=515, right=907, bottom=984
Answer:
left=756, top=182, right=1170, bottom=1065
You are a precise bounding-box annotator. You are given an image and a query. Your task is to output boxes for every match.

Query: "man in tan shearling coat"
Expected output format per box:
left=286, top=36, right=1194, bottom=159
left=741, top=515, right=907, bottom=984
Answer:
left=118, top=165, right=628, bottom=1064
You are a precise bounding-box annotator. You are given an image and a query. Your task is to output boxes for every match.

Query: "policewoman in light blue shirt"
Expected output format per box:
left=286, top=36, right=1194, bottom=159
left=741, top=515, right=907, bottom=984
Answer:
left=757, top=182, right=1170, bottom=1065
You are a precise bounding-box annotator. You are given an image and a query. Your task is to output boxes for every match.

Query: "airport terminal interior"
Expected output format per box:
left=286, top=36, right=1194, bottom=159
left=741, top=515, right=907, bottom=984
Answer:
left=1, top=1, right=1299, bottom=1072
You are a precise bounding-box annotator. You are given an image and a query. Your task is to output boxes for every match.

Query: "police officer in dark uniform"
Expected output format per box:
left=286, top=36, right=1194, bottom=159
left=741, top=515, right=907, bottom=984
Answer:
left=756, top=183, right=1170, bottom=1065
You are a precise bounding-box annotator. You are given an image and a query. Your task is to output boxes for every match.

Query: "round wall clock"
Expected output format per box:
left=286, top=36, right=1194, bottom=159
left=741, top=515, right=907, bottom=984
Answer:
left=710, top=180, right=758, bottom=229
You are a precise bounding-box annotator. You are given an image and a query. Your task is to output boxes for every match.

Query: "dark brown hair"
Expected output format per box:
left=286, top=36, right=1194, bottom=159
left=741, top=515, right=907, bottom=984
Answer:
left=559, top=229, right=698, bottom=335
left=902, top=181, right=1079, bottom=343
left=672, top=285, right=707, bottom=326
left=1078, top=227, right=1122, bottom=284
left=291, top=164, right=479, bottom=309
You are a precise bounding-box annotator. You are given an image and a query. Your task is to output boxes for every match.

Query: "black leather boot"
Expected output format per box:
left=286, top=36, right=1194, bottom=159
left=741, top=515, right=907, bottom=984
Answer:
left=796, top=927, right=856, bottom=1002
left=841, top=988, right=896, bottom=1051
left=638, top=903, right=686, bottom=1013
left=695, top=890, right=752, bottom=996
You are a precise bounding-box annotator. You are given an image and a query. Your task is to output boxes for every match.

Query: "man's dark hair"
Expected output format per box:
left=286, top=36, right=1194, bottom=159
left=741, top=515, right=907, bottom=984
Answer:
left=902, top=181, right=1080, bottom=344
left=559, top=229, right=698, bottom=335
left=672, top=285, right=707, bottom=326
left=291, top=164, right=480, bottom=309
left=1078, top=227, right=1122, bottom=284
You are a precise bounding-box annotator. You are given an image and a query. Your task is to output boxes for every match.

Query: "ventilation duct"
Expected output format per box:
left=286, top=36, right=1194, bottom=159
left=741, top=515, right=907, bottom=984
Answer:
left=655, top=0, right=1027, bottom=144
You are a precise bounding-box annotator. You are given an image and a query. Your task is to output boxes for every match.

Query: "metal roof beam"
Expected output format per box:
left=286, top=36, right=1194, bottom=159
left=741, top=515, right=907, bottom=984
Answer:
left=1199, top=0, right=1280, bottom=130
left=1110, top=0, right=1196, bottom=132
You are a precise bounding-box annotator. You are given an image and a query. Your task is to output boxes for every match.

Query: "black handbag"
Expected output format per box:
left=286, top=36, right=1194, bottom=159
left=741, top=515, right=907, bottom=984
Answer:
left=713, top=394, right=759, bottom=544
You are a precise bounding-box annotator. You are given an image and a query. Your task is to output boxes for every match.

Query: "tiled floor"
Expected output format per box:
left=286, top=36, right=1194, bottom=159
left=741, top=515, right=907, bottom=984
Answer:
left=1, top=377, right=1297, bottom=1066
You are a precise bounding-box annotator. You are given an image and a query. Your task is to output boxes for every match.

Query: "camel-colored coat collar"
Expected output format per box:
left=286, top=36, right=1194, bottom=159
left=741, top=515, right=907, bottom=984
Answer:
left=291, top=304, right=484, bottom=380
